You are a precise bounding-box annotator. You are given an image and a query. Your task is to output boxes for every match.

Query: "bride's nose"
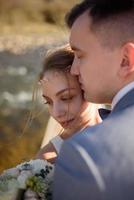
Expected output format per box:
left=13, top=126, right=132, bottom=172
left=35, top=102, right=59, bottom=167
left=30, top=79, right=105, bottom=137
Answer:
left=51, top=103, right=66, bottom=119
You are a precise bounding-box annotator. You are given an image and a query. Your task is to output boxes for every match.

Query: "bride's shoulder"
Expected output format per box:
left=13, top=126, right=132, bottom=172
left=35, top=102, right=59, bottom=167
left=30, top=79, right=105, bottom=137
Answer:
left=36, top=135, right=63, bottom=163
left=50, top=135, right=63, bottom=154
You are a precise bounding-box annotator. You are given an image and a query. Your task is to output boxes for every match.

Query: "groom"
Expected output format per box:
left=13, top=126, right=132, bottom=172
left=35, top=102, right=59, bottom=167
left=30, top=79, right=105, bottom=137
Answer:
left=53, top=0, right=134, bottom=199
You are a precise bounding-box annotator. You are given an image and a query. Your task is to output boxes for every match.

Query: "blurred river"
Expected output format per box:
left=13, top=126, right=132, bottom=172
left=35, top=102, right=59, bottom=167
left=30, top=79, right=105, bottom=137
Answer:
left=0, top=34, right=67, bottom=109
left=0, top=34, right=67, bottom=172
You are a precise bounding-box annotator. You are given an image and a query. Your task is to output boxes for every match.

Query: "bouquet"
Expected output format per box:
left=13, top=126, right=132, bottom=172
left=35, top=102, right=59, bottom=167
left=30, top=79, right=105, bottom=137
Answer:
left=0, top=159, right=54, bottom=200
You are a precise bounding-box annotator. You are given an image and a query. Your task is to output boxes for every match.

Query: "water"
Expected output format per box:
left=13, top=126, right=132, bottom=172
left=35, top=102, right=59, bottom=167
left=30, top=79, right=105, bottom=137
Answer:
left=0, top=35, right=67, bottom=172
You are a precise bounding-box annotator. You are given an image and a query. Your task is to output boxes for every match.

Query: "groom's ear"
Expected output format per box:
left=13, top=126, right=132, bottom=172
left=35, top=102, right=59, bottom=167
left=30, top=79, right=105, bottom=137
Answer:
left=119, top=43, right=134, bottom=78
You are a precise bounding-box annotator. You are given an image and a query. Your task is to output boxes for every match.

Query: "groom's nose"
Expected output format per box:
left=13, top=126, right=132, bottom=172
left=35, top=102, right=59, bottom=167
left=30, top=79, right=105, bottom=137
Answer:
left=71, top=59, right=79, bottom=75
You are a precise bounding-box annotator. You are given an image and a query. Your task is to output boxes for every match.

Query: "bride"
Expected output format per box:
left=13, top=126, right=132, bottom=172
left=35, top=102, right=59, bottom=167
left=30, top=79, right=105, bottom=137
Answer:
left=36, top=44, right=102, bottom=163
left=0, top=44, right=102, bottom=200
left=24, top=44, right=102, bottom=199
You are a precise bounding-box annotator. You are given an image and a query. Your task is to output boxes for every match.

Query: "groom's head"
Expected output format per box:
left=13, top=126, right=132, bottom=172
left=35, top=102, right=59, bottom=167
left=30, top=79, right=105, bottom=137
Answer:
left=66, top=0, right=134, bottom=104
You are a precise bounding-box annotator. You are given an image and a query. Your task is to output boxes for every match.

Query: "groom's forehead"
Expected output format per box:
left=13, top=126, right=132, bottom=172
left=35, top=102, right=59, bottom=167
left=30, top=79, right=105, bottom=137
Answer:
left=70, top=12, right=91, bottom=46
left=71, top=11, right=91, bottom=32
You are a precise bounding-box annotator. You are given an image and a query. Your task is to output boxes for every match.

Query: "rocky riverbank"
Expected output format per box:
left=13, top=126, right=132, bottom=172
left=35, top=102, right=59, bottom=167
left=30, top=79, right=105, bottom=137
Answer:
left=0, top=31, right=68, bottom=172
left=0, top=33, right=68, bottom=108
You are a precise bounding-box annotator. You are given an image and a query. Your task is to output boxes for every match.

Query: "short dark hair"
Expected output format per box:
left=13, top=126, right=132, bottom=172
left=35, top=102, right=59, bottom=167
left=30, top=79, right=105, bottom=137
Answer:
left=65, top=0, right=93, bottom=28
left=66, top=0, right=134, bottom=27
left=65, top=0, right=134, bottom=49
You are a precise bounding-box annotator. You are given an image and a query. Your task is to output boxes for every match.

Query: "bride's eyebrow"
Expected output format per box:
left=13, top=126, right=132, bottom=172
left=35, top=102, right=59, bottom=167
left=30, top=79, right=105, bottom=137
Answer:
left=42, top=88, right=76, bottom=99
left=56, top=88, right=75, bottom=96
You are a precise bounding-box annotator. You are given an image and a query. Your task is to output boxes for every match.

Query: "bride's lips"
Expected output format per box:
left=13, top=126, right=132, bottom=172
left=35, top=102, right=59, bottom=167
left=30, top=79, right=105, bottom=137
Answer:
left=60, top=118, right=75, bottom=128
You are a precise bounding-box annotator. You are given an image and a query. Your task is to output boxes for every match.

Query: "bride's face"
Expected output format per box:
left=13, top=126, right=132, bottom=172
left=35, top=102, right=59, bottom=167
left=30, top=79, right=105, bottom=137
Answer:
left=40, top=70, right=89, bottom=129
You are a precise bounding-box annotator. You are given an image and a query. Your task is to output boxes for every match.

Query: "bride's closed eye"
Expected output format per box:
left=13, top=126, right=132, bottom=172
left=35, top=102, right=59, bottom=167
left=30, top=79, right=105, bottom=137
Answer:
left=44, top=101, right=51, bottom=105
left=43, top=97, right=52, bottom=105
left=61, top=95, right=75, bottom=102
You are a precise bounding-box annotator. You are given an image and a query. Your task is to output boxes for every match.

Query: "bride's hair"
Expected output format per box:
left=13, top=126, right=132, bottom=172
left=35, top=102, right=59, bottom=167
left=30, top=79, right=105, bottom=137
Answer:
left=22, top=45, right=74, bottom=146
left=35, top=44, right=101, bottom=146
left=38, top=44, right=75, bottom=143
left=39, top=44, right=74, bottom=80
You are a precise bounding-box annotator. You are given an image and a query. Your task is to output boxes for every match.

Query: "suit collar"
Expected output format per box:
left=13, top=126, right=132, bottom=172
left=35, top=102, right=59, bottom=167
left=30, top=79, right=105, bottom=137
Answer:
left=112, top=88, right=134, bottom=113
left=112, top=82, right=134, bottom=109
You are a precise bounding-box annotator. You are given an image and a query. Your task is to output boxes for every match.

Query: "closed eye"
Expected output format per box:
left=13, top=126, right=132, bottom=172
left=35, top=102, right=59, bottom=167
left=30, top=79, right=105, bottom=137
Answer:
left=61, top=96, right=74, bottom=101
left=42, top=95, right=52, bottom=105
left=44, top=101, right=50, bottom=105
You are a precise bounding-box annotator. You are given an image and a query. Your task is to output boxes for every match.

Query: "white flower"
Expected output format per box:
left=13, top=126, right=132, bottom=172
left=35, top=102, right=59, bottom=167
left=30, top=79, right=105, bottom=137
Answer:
left=28, top=159, right=52, bottom=174
left=17, top=170, right=32, bottom=189
left=0, top=159, right=54, bottom=200
left=2, top=167, right=20, bottom=178
left=7, top=179, right=18, bottom=191
left=17, top=162, right=32, bottom=171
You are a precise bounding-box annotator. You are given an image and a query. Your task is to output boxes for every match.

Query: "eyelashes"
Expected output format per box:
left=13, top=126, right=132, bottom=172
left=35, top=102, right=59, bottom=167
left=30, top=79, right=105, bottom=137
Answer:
left=44, top=101, right=50, bottom=105
left=43, top=96, right=75, bottom=105
left=61, top=96, right=74, bottom=101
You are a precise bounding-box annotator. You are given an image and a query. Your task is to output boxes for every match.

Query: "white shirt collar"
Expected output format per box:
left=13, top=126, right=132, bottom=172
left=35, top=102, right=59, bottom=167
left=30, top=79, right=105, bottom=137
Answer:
left=112, top=81, right=134, bottom=110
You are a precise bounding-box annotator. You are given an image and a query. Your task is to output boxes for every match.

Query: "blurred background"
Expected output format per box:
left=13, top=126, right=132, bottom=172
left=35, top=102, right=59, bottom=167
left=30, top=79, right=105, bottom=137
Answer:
left=0, top=0, right=79, bottom=172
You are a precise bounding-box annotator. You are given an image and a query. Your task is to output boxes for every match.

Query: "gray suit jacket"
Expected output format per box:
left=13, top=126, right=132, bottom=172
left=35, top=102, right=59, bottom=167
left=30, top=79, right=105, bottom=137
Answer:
left=53, top=88, right=134, bottom=200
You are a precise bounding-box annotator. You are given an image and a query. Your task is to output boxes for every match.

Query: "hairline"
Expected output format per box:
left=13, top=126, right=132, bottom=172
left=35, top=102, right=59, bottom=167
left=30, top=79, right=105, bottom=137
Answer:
left=71, top=8, right=134, bottom=50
